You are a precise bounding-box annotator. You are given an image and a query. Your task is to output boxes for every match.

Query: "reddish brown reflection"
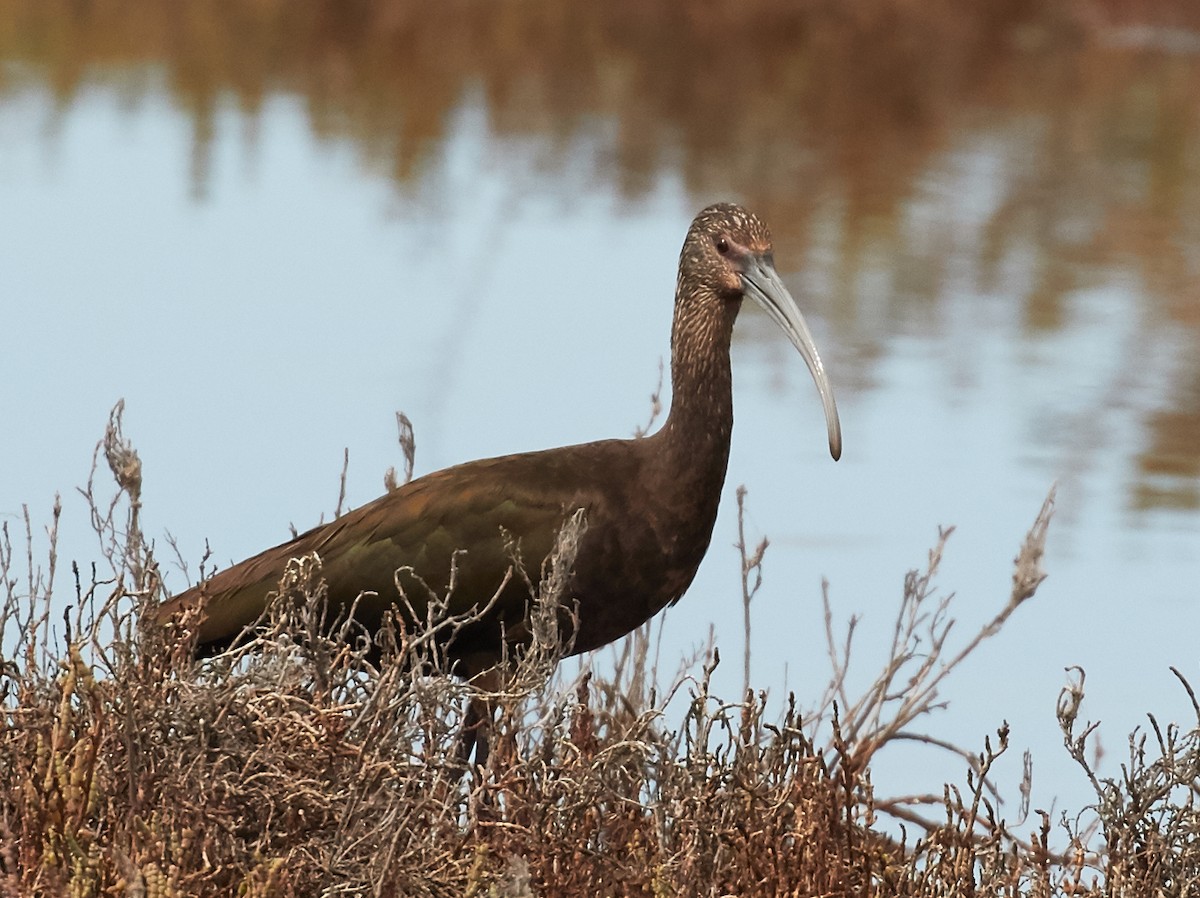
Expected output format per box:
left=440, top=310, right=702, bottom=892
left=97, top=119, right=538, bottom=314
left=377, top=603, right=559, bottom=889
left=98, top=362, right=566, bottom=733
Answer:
left=1, top=0, right=1198, bottom=509
left=1135, top=371, right=1200, bottom=511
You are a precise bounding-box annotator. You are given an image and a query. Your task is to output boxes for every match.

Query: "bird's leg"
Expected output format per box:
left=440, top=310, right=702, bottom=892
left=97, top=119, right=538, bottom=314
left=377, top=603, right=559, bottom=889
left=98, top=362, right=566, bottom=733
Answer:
left=457, top=667, right=501, bottom=768
left=458, top=694, right=493, bottom=768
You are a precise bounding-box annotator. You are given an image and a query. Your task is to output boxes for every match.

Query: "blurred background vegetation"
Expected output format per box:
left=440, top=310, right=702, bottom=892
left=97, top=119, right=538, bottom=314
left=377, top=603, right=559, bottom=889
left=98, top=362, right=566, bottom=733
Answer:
left=2, top=0, right=1197, bottom=505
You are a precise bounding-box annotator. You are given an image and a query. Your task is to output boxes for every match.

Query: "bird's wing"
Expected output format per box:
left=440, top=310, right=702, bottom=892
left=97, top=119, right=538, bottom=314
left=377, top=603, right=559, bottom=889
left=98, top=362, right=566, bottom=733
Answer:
left=158, top=453, right=597, bottom=651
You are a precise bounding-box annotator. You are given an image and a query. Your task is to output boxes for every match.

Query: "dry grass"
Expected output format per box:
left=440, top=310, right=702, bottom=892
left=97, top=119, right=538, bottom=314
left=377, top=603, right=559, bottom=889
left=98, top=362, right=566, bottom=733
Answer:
left=2, top=407, right=1197, bottom=897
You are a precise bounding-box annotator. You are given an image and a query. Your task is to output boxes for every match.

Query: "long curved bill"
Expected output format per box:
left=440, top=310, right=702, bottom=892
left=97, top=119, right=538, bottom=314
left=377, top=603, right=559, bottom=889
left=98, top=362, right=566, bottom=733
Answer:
left=741, top=256, right=842, bottom=460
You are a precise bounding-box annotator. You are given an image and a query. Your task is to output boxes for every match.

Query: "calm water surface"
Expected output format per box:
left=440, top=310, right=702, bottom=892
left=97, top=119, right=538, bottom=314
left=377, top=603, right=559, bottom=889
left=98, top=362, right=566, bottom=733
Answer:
left=2, top=1, right=1198, bottom=829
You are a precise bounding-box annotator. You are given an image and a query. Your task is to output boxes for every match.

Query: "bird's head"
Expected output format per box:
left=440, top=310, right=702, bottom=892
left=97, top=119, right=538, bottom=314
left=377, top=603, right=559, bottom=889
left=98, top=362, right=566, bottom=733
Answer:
left=683, top=203, right=775, bottom=298
left=682, top=203, right=843, bottom=460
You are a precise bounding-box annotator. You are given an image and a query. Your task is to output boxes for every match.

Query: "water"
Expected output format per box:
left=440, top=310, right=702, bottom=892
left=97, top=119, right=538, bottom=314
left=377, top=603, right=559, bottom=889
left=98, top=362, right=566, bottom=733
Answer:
left=2, top=2, right=1198, bottom=836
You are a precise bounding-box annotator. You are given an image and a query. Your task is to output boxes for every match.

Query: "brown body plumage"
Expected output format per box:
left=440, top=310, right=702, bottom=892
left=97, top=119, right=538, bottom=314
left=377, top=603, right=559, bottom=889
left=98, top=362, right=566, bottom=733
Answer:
left=157, top=204, right=841, bottom=682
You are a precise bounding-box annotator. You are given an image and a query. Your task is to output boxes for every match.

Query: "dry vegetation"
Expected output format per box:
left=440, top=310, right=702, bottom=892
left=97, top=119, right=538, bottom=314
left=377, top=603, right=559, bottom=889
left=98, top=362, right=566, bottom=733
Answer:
left=2, top=407, right=1198, bottom=897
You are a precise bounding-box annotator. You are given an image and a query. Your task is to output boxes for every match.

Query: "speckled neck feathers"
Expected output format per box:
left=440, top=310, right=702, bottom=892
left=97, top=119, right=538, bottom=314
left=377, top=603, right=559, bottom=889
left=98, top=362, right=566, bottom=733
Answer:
left=644, top=264, right=742, bottom=534
left=657, top=284, right=738, bottom=478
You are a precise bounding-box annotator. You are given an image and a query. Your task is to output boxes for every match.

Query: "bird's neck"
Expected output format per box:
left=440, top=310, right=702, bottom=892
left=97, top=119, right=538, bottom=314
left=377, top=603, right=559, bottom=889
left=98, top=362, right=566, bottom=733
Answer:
left=653, top=293, right=740, bottom=501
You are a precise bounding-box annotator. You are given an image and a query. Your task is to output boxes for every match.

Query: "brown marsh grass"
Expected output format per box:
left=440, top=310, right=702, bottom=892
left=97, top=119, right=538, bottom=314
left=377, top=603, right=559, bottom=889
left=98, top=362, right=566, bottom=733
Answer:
left=1, top=404, right=1197, bottom=896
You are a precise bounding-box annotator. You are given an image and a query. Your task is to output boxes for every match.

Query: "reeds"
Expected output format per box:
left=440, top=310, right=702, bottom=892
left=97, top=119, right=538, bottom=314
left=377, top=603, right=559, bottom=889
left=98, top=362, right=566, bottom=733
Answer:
left=1, top=407, right=1196, bottom=896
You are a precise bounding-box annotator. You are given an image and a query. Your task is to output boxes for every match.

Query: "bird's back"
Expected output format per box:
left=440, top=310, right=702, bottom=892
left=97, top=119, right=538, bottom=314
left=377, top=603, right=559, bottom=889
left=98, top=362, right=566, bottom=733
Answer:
left=158, top=438, right=678, bottom=670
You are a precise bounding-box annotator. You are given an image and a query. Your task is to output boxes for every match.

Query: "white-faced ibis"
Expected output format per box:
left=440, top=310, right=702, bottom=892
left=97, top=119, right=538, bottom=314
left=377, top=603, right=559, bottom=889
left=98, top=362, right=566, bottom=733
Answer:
left=158, top=204, right=841, bottom=689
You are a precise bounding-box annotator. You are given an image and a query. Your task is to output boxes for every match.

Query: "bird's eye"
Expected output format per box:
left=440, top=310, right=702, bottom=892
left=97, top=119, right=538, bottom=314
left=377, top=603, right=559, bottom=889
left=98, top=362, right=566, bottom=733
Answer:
left=715, top=237, right=730, bottom=255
